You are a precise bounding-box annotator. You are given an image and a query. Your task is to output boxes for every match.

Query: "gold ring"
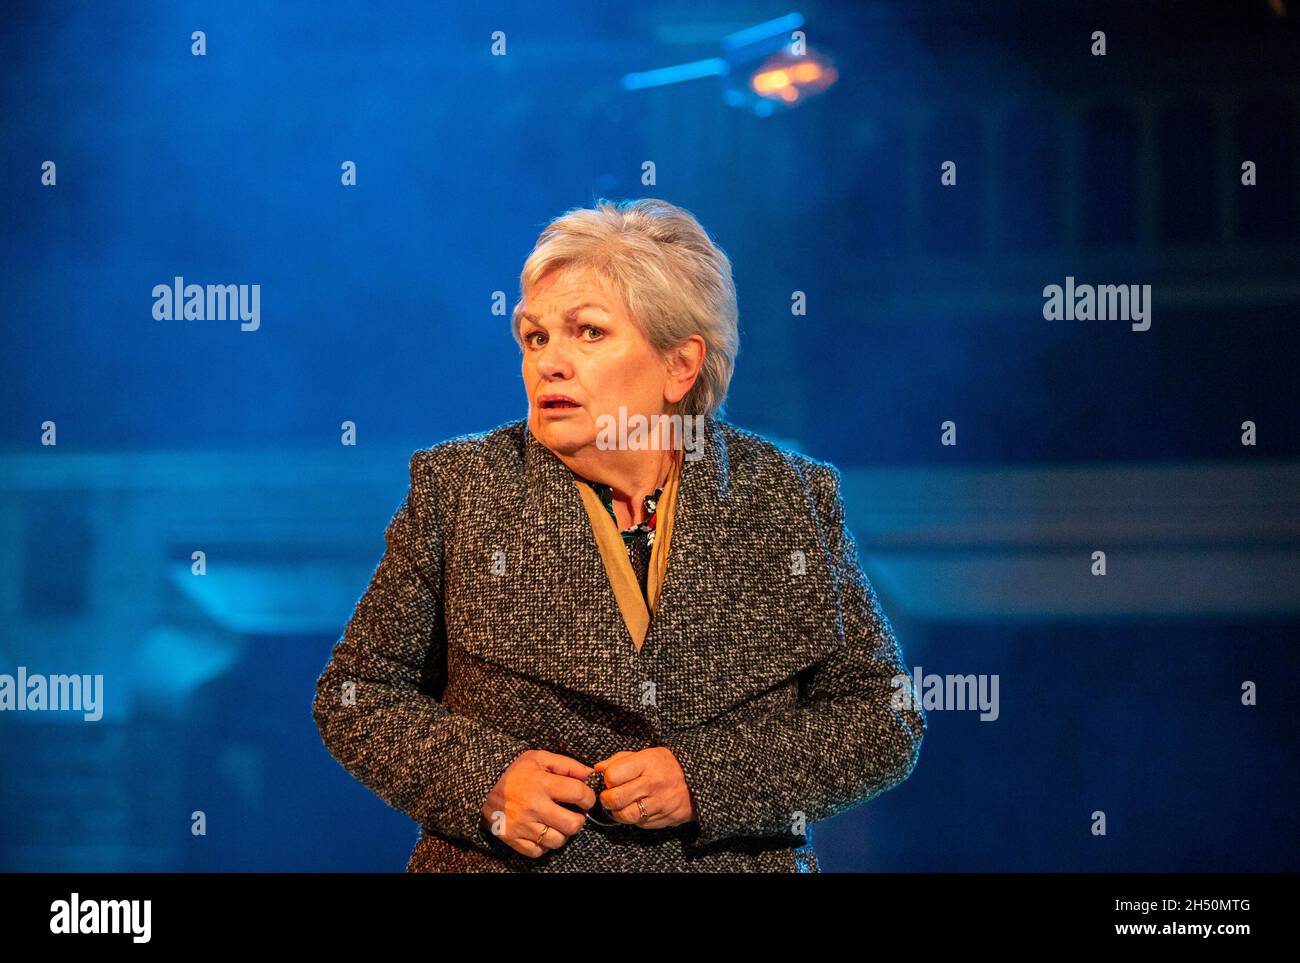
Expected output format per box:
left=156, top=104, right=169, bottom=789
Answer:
left=536, top=825, right=551, bottom=844
left=636, top=799, right=649, bottom=822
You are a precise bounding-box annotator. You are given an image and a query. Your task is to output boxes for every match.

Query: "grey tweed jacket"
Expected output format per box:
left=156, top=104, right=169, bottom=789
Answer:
left=311, top=414, right=925, bottom=872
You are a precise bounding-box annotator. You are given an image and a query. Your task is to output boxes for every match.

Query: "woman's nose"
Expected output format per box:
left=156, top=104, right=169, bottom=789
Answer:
left=535, top=342, right=574, bottom=378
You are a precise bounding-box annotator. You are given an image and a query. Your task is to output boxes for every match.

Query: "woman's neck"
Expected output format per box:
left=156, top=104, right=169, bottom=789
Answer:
left=569, top=447, right=674, bottom=529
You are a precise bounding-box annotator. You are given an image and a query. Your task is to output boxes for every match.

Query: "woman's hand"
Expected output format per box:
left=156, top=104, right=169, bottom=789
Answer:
left=482, top=750, right=597, bottom=858
left=593, top=748, right=697, bottom=829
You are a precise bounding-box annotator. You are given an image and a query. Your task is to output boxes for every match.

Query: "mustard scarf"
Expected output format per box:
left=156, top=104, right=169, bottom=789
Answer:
left=574, top=447, right=683, bottom=653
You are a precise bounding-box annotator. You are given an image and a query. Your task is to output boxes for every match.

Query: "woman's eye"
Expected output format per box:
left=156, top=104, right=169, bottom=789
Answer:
left=524, top=326, right=599, bottom=347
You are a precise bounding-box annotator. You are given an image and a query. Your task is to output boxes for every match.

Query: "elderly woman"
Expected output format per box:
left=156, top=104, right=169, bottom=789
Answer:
left=312, top=198, right=925, bottom=872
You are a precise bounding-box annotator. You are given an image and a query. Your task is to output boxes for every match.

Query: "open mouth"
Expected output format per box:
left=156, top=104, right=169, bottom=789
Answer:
left=541, top=399, right=580, bottom=409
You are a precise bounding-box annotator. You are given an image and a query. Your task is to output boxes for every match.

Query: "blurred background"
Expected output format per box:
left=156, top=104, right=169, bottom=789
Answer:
left=1, top=0, right=1296, bottom=871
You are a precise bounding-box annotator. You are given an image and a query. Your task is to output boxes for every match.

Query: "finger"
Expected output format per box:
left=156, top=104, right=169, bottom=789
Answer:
left=533, top=751, right=595, bottom=779
left=609, top=797, right=664, bottom=827
left=593, top=750, right=633, bottom=772
left=600, top=772, right=654, bottom=813
left=546, top=772, right=598, bottom=812
left=504, top=830, right=545, bottom=858
left=536, top=795, right=589, bottom=836
left=527, top=821, right=570, bottom=852
left=598, top=751, right=648, bottom=787
left=504, top=824, right=554, bottom=859
left=622, top=810, right=674, bottom=830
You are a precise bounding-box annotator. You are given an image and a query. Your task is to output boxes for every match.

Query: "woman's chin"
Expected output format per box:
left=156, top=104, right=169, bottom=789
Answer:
left=533, top=416, right=591, bottom=453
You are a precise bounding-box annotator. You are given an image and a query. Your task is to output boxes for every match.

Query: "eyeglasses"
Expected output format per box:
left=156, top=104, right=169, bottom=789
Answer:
left=569, top=769, right=626, bottom=827
left=584, top=807, right=623, bottom=827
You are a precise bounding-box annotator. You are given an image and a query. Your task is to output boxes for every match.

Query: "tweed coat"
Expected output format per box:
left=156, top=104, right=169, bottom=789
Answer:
left=311, top=414, right=926, bottom=872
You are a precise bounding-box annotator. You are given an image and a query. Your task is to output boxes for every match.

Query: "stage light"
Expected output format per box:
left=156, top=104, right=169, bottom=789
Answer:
left=749, top=49, right=837, bottom=106
left=621, top=11, right=838, bottom=117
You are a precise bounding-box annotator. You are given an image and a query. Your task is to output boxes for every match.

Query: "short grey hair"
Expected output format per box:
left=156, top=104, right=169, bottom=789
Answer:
left=511, top=197, right=739, bottom=419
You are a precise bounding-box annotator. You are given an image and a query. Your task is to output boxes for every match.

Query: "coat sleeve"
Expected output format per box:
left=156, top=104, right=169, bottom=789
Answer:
left=661, top=461, right=926, bottom=849
left=311, top=449, right=530, bottom=856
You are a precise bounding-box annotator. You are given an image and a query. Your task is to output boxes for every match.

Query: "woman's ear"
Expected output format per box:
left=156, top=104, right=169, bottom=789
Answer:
left=664, top=335, right=706, bottom=405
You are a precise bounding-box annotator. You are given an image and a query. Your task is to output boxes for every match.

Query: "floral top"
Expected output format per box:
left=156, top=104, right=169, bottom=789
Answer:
left=579, top=478, right=665, bottom=601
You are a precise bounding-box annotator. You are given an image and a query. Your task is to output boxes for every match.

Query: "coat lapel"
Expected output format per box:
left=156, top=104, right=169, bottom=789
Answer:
left=508, top=420, right=649, bottom=717
left=480, top=414, right=844, bottom=729
left=632, top=416, right=845, bottom=730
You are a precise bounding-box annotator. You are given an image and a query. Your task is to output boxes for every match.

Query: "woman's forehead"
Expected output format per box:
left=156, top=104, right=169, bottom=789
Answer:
left=534, top=262, right=620, bottom=295
left=522, top=274, right=623, bottom=321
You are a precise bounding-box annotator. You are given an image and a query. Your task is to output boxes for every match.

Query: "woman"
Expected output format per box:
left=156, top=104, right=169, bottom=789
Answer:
left=312, top=198, right=925, bottom=872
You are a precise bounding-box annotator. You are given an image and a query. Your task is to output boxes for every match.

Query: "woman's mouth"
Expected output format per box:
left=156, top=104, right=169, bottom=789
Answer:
left=540, top=397, right=581, bottom=410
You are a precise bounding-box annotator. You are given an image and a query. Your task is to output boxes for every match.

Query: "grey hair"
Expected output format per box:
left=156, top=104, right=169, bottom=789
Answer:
left=511, top=197, right=739, bottom=419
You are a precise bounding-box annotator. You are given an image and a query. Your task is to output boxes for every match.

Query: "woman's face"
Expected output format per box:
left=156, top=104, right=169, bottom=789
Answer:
left=520, top=265, right=694, bottom=457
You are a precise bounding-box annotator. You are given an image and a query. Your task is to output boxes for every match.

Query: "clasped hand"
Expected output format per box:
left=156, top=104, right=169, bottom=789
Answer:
left=482, top=746, right=697, bottom=859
